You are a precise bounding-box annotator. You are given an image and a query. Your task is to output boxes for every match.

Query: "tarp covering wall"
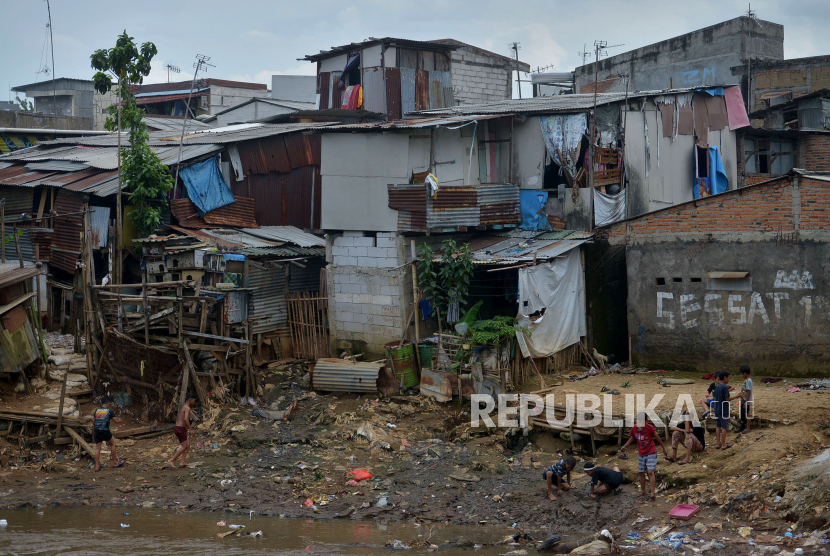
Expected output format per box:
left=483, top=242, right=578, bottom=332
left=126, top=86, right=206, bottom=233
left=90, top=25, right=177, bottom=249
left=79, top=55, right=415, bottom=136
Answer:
left=594, top=189, right=626, bottom=226
left=180, top=156, right=235, bottom=216
left=515, top=247, right=586, bottom=358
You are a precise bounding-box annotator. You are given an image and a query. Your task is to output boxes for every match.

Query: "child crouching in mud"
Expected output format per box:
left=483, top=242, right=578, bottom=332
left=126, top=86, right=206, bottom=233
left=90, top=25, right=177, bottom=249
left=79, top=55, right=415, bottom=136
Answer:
left=542, top=457, right=576, bottom=501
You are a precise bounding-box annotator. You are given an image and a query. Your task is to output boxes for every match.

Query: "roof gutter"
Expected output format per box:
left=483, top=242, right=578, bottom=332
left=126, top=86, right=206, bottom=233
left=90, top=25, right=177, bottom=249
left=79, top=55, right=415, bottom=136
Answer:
left=0, top=128, right=111, bottom=136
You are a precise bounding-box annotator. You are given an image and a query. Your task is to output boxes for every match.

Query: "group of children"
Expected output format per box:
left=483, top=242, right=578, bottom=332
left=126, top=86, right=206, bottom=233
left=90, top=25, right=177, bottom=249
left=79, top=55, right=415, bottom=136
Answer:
left=91, top=393, right=197, bottom=472
left=543, top=365, right=754, bottom=501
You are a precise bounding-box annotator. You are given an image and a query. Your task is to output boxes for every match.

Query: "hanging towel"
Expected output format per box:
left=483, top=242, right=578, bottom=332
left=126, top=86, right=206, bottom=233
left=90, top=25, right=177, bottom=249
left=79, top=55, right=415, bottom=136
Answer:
left=724, top=86, right=751, bottom=130
left=179, top=156, right=235, bottom=216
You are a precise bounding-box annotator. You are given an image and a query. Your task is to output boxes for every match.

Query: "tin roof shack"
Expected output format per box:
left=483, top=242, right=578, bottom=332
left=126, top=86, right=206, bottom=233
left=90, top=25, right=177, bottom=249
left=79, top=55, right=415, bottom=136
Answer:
left=596, top=169, right=830, bottom=377
left=740, top=90, right=830, bottom=186
left=412, top=85, right=751, bottom=224
left=11, top=78, right=96, bottom=125
left=206, top=98, right=316, bottom=127
left=0, top=265, right=45, bottom=375
left=131, top=79, right=269, bottom=118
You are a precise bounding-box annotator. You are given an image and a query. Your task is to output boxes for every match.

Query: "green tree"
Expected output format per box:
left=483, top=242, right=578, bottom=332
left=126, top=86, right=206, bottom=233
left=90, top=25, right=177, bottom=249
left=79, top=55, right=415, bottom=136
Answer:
left=15, top=95, right=34, bottom=111
left=417, top=239, right=474, bottom=327
left=91, top=31, right=173, bottom=237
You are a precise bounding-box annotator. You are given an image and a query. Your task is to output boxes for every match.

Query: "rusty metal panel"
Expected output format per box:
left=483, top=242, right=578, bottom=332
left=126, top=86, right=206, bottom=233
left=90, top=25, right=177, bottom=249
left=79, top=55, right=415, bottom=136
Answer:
left=248, top=263, right=287, bottom=334
left=330, top=72, right=342, bottom=109
left=1, top=171, right=55, bottom=186
left=29, top=229, right=52, bottom=262
left=64, top=170, right=118, bottom=192
left=418, top=50, right=435, bottom=72
left=312, top=359, right=382, bottom=393
left=203, top=197, right=259, bottom=228
left=432, top=186, right=477, bottom=209
left=387, top=183, right=426, bottom=211
left=435, top=52, right=451, bottom=72
left=51, top=190, right=84, bottom=273
left=89, top=205, right=110, bottom=248
left=419, top=368, right=452, bottom=402
left=237, top=140, right=269, bottom=175
left=318, top=72, right=330, bottom=110
left=362, top=66, right=385, bottom=114
left=415, top=69, right=429, bottom=111
left=41, top=168, right=99, bottom=187
left=478, top=184, right=520, bottom=225
left=284, top=134, right=314, bottom=169
left=222, top=289, right=248, bottom=324
left=385, top=67, right=402, bottom=121
left=400, top=67, right=416, bottom=116
left=0, top=166, right=28, bottom=182
left=397, top=210, right=427, bottom=232
left=429, top=71, right=453, bottom=109
left=284, top=166, right=314, bottom=228
left=248, top=173, right=283, bottom=227
left=171, top=198, right=208, bottom=228
left=309, top=134, right=322, bottom=167
left=256, top=136, right=292, bottom=174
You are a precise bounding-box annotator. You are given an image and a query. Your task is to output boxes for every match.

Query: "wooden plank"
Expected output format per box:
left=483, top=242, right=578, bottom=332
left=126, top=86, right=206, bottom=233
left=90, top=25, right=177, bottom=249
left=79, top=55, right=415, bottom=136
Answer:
left=125, top=306, right=176, bottom=333
left=0, top=291, right=36, bottom=315
left=178, top=339, right=207, bottom=408
left=65, top=427, right=96, bottom=459
left=94, top=280, right=195, bottom=290
left=199, top=300, right=207, bottom=334
left=55, top=372, right=69, bottom=437
left=184, top=330, right=249, bottom=345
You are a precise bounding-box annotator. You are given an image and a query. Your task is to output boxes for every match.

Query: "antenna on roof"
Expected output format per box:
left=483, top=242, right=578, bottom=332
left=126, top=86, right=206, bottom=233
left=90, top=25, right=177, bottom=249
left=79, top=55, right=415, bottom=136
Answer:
left=46, top=0, right=56, bottom=115
left=509, top=42, right=524, bottom=99
left=579, top=44, right=589, bottom=66
left=745, top=3, right=763, bottom=27
left=173, top=54, right=215, bottom=188
left=166, top=63, right=181, bottom=83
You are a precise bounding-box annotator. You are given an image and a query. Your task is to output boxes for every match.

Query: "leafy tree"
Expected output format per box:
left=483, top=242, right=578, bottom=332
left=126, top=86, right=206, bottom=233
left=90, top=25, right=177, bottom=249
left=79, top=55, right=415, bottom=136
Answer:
left=91, top=31, right=173, bottom=237
left=417, top=239, right=474, bottom=327
left=15, top=96, right=34, bottom=111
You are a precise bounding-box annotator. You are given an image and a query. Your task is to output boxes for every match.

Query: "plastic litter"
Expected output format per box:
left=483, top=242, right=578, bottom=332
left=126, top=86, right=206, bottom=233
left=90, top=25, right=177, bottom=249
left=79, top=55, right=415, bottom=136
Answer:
left=738, top=526, right=753, bottom=538
left=0, top=520, right=7, bottom=527
left=229, top=524, right=245, bottom=530
left=120, top=523, right=130, bottom=528
left=390, top=540, right=411, bottom=550
left=217, top=521, right=226, bottom=526
left=347, top=469, right=373, bottom=482
left=303, top=499, right=314, bottom=507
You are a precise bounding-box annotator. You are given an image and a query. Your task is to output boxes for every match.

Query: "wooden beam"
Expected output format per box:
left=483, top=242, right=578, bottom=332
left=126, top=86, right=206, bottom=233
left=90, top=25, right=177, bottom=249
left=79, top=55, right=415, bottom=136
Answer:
left=93, top=280, right=195, bottom=290
left=180, top=339, right=207, bottom=408
left=125, top=306, right=176, bottom=334
left=55, top=372, right=68, bottom=437
left=65, top=427, right=96, bottom=459
left=184, top=330, right=249, bottom=345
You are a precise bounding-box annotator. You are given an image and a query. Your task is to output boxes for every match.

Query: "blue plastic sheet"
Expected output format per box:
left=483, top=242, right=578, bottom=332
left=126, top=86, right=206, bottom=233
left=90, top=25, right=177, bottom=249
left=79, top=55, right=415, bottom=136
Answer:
left=519, top=190, right=552, bottom=231
left=693, top=146, right=728, bottom=199
left=696, top=87, right=725, bottom=96
left=179, top=156, right=235, bottom=216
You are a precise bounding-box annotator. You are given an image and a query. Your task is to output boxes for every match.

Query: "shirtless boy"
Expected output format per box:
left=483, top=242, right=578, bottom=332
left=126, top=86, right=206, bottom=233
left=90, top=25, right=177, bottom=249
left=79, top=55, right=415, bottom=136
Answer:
left=168, top=393, right=196, bottom=469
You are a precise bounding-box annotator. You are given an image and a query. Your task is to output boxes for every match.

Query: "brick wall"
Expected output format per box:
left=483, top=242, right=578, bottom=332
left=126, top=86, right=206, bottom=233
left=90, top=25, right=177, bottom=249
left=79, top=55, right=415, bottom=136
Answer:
left=751, top=57, right=830, bottom=110
left=800, top=135, right=830, bottom=172
left=606, top=174, right=830, bottom=240
left=451, top=50, right=512, bottom=105
left=330, top=231, right=406, bottom=354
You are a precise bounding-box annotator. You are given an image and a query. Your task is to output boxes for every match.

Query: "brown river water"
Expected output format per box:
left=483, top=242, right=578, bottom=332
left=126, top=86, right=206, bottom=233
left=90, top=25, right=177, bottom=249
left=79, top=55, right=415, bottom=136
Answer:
left=0, top=507, right=534, bottom=555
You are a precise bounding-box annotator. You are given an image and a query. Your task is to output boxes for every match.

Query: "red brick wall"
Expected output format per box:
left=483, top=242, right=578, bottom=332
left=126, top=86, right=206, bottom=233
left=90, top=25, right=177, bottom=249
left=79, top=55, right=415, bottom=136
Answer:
left=606, top=175, right=830, bottom=238
left=801, top=135, right=830, bottom=172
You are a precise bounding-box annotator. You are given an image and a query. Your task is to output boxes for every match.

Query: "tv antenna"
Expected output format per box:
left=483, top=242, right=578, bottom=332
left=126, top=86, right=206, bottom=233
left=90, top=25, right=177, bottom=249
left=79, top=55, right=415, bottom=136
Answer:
left=166, top=63, right=181, bottom=83
left=531, top=64, right=556, bottom=74
left=509, top=42, right=525, bottom=99
left=579, top=43, right=590, bottom=66
left=173, top=54, right=215, bottom=187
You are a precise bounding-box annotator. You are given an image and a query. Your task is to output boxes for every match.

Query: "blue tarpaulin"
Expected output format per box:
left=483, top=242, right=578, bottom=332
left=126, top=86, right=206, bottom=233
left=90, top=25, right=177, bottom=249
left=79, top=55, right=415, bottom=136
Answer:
left=519, top=190, right=552, bottom=231
left=694, top=146, right=729, bottom=199
left=179, top=156, right=235, bottom=216
left=696, top=87, right=725, bottom=97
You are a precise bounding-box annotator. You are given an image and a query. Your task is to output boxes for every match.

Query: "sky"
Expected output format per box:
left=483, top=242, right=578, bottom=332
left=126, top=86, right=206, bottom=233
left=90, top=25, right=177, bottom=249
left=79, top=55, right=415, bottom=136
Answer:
left=3, top=0, right=830, bottom=102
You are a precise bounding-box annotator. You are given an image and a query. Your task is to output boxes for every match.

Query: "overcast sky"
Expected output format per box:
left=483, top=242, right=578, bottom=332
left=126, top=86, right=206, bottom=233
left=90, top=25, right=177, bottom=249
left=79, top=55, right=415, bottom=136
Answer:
left=3, top=0, right=830, bottom=101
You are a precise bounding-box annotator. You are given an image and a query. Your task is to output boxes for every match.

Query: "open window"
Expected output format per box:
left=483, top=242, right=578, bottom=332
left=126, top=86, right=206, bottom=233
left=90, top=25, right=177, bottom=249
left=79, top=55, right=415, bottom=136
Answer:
left=704, top=271, right=752, bottom=291
left=744, top=136, right=794, bottom=177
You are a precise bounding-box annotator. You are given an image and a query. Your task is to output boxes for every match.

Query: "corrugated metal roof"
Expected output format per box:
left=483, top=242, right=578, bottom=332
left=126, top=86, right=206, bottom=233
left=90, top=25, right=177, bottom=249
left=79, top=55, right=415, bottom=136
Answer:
left=448, top=229, right=592, bottom=265
left=171, top=196, right=259, bottom=229
left=301, top=37, right=455, bottom=62
left=143, top=116, right=213, bottom=132
left=135, top=90, right=209, bottom=105
left=135, top=87, right=210, bottom=98
left=195, top=228, right=281, bottom=248
left=238, top=226, right=325, bottom=247
left=240, top=246, right=325, bottom=257
left=407, top=86, right=724, bottom=117
left=24, top=161, right=89, bottom=172
left=312, top=359, right=382, bottom=393
left=324, top=114, right=500, bottom=131
left=0, top=143, right=221, bottom=171
left=0, top=171, right=56, bottom=186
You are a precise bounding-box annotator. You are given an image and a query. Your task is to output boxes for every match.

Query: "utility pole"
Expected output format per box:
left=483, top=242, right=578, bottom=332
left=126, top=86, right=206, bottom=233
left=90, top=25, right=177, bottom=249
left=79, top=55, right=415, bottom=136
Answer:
left=173, top=55, right=214, bottom=188
left=510, top=42, right=523, bottom=99
left=46, top=0, right=56, bottom=115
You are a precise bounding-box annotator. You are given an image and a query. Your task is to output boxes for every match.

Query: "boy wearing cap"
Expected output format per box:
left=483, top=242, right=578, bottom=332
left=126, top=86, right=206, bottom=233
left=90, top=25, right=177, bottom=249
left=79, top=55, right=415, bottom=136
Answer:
left=584, top=462, right=624, bottom=498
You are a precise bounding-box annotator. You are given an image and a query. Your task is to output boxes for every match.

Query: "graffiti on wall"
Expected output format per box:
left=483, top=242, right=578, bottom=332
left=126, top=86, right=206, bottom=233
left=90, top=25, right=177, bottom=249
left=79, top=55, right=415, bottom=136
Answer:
left=682, top=67, right=716, bottom=85
left=655, top=270, right=818, bottom=329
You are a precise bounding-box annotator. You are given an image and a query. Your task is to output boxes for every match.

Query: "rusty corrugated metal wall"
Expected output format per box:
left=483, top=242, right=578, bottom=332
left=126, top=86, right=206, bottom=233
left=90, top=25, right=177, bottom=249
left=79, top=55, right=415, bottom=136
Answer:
left=385, top=67, right=402, bottom=121
left=51, top=190, right=85, bottom=274
left=227, top=132, right=322, bottom=229
left=400, top=68, right=416, bottom=116
left=319, top=72, right=330, bottom=110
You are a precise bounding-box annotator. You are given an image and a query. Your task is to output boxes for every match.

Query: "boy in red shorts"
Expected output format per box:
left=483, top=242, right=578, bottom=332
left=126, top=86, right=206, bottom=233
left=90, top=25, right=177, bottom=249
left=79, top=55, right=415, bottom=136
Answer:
left=168, top=393, right=196, bottom=469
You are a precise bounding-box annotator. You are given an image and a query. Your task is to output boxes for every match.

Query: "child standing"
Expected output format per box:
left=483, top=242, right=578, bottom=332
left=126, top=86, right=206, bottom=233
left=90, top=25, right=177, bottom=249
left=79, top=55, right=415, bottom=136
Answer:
left=737, top=365, right=753, bottom=433
left=542, top=457, right=576, bottom=501
left=713, top=371, right=744, bottom=449
left=620, top=412, right=668, bottom=500
left=93, top=396, right=123, bottom=471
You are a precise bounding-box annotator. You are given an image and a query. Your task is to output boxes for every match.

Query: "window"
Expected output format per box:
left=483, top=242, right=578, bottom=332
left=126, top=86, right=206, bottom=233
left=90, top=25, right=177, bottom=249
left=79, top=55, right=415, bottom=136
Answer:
left=673, top=277, right=683, bottom=283
left=691, top=277, right=702, bottom=283
left=744, top=136, right=795, bottom=176
left=656, top=278, right=666, bottom=286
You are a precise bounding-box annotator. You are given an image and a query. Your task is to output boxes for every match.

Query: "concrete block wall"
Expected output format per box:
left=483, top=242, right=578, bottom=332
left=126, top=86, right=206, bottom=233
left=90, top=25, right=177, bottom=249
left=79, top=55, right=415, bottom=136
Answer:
left=328, top=231, right=411, bottom=355
left=751, top=57, right=830, bottom=110
left=451, top=50, right=512, bottom=105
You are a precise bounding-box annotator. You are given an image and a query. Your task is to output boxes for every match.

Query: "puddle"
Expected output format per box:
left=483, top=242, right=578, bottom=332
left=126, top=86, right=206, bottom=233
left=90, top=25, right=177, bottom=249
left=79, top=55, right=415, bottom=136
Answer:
left=0, top=507, right=527, bottom=555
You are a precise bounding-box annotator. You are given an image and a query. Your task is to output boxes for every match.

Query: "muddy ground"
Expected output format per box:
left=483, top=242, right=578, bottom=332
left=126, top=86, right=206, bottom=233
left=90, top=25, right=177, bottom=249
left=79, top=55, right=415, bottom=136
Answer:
left=0, top=363, right=828, bottom=554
